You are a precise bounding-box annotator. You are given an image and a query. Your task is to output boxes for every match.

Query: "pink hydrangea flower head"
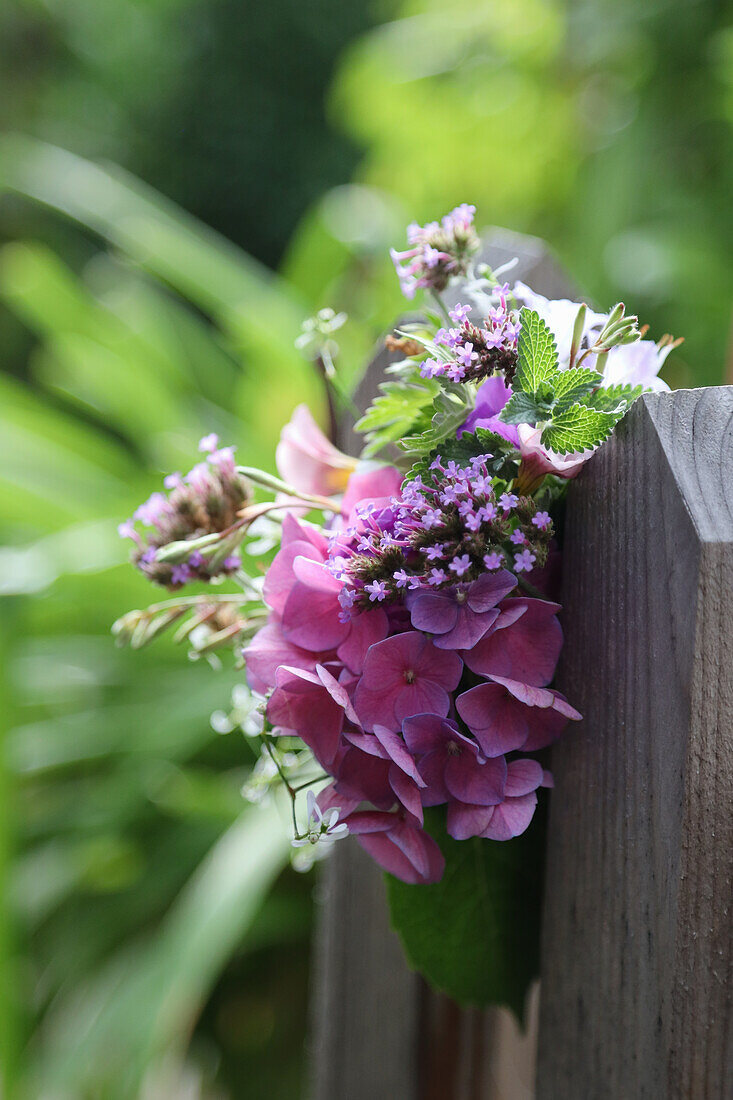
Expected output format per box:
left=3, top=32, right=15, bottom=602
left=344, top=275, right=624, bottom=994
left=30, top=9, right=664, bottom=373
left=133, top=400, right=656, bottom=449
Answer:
left=354, top=631, right=462, bottom=730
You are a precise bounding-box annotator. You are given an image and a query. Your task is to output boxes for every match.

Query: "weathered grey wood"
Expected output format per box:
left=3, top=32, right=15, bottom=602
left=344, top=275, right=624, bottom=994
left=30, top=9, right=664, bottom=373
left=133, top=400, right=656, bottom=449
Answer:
left=538, top=387, right=733, bottom=1098
left=311, top=229, right=573, bottom=1100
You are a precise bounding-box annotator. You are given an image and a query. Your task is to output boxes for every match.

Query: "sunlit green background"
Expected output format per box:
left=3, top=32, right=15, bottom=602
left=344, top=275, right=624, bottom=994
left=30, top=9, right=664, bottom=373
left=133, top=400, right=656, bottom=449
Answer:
left=1, top=0, right=730, bottom=1096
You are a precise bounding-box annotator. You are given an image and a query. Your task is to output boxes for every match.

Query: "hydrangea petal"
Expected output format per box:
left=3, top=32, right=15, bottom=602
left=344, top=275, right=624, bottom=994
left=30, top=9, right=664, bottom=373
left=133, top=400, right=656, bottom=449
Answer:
left=456, top=683, right=530, bottom=757
left=373, top=724, right=426, bottom=786
left=243, top=620, right=321, bottom=694
left=446, top=801, right=493, bottom=840
left=389, top=765, right=424, bottom=824
left=481, top=791, right=538, bottom=841
left=444, top=753, right=507, bottom=806
left=504, top=757, right=544, bottom=797
left=281, top=573, right=349, bottom=651
left=336, top=608, right=389, bottom=674
left=464, top=598, right=562, bottom=686
left=465, top=570, right=517, bottom=612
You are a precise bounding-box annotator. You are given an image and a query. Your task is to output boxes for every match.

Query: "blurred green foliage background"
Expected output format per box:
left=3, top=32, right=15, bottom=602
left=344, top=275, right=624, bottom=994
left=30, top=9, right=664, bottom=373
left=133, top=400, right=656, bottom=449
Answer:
left=0, top=0, right=730, bottom=1096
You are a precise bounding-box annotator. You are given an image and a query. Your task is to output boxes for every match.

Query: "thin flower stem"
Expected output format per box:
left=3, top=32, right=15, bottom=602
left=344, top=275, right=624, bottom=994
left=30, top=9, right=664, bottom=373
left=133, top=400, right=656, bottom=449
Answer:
left=291, top=774, right=329, bottom=794
left=430, top=289, right=452, bottom=324
left=262, top=734, right=300, bottom=837
left=236, top=467, right=337, bottom=510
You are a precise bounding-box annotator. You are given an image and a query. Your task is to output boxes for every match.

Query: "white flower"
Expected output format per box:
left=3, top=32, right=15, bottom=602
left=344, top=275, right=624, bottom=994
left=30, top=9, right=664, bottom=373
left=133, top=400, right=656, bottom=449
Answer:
left=292, top=790, right=349, bottom=848
left=512, top=281, right=670, bottom=392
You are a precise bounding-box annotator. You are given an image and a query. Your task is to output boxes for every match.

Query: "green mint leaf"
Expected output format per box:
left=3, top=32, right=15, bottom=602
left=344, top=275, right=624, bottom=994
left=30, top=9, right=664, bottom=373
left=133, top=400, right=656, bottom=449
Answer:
left=501, top=391, right=548, bottom=425
left=551, top=367, right=603, bottom=411
left=540, top=403, right=625, bottom=455
left=582, top=382, right=644, bottom=412
left=386, top=807, right=545, bottom=1017
left=514, top=307, right=559, bottom=393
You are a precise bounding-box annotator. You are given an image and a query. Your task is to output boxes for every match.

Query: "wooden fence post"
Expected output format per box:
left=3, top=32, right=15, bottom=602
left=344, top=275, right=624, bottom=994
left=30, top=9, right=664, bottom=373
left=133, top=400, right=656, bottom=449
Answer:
left=310, top=231, right=575, bottom=1100
left=537, top=387, right=733, bottom=1098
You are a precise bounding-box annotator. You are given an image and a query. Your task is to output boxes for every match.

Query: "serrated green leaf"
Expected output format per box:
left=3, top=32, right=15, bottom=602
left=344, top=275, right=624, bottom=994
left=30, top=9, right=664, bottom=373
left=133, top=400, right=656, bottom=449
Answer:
left=551, top=367, right=603, bottom=411
left=386, top=808, right=545, bottom=1016
left=540, top=403, right=625, bottom=455
left=500, top=391, right=547, bottom=425
left=583, top=382, right=643, bottom=412
left=356, top=378, right=439, bottom=456
left=399, top=387, right=472, bottom=458
left=515, top=307, right=559, bottom=393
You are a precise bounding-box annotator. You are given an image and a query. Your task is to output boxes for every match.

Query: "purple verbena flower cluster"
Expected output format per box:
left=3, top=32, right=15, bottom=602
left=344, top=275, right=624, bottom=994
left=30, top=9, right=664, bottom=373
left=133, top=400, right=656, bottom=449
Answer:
left=118, top=435, right=249, bottom=588
left=390, top=205, right=479, bottom=299
left=420, top=287, right=520, bottom=385
left=327, top=456, right=552, bottom=617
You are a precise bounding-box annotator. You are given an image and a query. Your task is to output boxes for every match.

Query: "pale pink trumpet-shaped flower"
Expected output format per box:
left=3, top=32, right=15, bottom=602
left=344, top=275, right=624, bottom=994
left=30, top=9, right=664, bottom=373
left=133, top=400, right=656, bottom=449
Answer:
left=276, top=404, right=357, bottom=497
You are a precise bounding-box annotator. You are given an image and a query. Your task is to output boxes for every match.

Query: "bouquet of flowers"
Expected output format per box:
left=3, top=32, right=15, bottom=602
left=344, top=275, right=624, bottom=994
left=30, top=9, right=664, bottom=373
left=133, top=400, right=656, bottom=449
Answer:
left=115, top=205, right=679, bottom=1009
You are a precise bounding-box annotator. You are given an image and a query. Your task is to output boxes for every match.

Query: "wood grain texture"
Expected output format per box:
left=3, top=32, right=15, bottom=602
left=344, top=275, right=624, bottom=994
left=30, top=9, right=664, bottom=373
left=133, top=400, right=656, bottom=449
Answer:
left=311, top=230, right=572, bottom=1100
left=537, top=387, right=733, bottom=1098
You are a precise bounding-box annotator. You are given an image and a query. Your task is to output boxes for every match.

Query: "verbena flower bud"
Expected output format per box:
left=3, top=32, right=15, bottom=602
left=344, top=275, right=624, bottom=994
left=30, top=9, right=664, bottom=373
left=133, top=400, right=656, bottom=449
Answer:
left=119, top=436, right=251, bottom=589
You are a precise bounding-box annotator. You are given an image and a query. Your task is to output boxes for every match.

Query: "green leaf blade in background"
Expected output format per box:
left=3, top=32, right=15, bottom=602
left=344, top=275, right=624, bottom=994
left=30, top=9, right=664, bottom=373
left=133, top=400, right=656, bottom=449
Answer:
left=386, top=808, right=545, bottom=1021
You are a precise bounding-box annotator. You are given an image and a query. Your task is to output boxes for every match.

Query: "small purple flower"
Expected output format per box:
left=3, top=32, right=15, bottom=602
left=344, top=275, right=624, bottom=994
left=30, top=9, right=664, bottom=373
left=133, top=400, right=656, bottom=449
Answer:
left=435, top=327, right=461, bottom=348
left=483, top=551, right=504, bottom=570
left=446, top=362, right=466, bottom=382
left=164, top=472, right=184, bottom=490
left=510, top=529, right=526, bottom=546
left=420, top=358, right=444, bottom=380
left=170, top=564, right=191, bottom=585
left=186, top=462, right=213, bottom=495
left=365, top=580, right=389, bottom=602
left=198, top=433, right=219, bottom=453
left=532, top=511, right=551, bottom=530
left=394, top=569, right=411, bottom=588
left=422, top=508, right=444, bottom=529
left=514, top=549, right=537, bottom=572
left=448, top=302, right=472, bottom=324
left=499, top=492, right=519, bottom=511
left=455, top=342, right=478, bottom=368
left=188, top=550, right=205, bottom=568
left=210, top=446, right=236, bottom=476
left=134, top=492, right=170, bottom=527
left=449, top=554, right=471, bottom=577
left=428, top=568, right=448, bottom=586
